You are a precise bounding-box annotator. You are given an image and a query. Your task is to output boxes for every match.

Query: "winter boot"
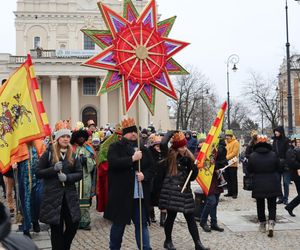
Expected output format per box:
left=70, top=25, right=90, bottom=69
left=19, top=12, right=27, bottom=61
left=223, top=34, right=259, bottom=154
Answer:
left=160, top=211, right=167, bottom=227
left=285, top=206, right=296, bottom=217
left=23, top=231, right=32, bottom=238
left=163, top=240, right=176, bottom=250
left=267, top=220, right=275, bottom=237
left=259, top=221, right=266, bottom=233
left=32, top=221, right=41, bottom=233
left=211, top=223, right=224, bottom=232
left=195, top=240, right=210, bottom=250
left=200, top=223, right=211, bottom=232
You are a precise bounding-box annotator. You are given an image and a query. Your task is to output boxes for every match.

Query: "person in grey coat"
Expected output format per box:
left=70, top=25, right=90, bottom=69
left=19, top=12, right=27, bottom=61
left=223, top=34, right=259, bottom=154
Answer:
left=0, top=202, right=38, bottom=250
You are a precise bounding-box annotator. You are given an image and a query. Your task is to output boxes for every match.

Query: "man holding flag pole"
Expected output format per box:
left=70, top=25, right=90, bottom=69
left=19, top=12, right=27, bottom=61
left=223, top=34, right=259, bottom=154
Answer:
left=104, top=117, right=154, bottom=250
left=81, top=0, right=190, bottom=248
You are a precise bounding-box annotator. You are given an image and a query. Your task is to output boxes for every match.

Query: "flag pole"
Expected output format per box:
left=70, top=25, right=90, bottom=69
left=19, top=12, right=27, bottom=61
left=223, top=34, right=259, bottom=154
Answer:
left=136, top=96, right=143, bottom=250
left=181, top=170, right=193, bottom=193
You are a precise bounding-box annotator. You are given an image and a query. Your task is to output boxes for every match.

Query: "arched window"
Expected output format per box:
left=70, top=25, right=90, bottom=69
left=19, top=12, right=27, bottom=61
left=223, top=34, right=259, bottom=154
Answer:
left=34, top=36, right=41, bottom=49
left=82, top=107, right=97, bottom=127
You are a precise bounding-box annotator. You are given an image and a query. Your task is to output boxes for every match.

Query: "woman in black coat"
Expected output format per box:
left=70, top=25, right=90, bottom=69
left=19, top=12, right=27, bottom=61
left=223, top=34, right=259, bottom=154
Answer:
left=36, top=127, right=82, bottom=250
left=247, top=136, right=281, bottom=238
left=159, top=131, right=209, bottom=250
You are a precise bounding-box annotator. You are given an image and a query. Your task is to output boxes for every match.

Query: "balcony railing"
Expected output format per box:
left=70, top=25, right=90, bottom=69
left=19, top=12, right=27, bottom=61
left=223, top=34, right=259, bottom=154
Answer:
left=8, top=49, right=99, bottom=64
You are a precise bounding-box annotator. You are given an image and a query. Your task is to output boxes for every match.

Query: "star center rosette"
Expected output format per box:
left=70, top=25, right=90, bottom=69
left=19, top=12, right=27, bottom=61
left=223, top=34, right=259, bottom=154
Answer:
left=113, top=22, right=166, bottom=85
left=81, top=0, right=189, bottom=115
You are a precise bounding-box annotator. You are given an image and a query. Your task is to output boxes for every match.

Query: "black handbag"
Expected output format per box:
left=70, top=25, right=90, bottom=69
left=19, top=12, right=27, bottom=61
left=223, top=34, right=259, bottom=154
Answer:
left=243, top=175, right=253, bottom=191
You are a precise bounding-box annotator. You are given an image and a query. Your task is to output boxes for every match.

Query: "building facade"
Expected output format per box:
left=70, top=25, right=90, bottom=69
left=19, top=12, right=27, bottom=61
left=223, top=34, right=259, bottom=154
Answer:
left=0, top=0, right=172, bottom=130
left=278, top=54, right=300, bottom=133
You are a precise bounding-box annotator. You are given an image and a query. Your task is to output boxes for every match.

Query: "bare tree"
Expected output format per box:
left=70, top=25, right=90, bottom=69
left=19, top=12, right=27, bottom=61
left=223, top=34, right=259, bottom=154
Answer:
left=242, top=118, right=259, bottom=134
left=229, top=100, right=249, bottom=129
left=173, top=66, right=216, bottom=131
left=189, top=91, right=218, bottom=132
left=243, top=72, right=279, bottom=129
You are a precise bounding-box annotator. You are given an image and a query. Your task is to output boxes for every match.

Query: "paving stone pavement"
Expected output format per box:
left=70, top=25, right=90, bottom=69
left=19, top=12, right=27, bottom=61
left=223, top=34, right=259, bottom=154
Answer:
left=2, top=168, right=300, bottom=250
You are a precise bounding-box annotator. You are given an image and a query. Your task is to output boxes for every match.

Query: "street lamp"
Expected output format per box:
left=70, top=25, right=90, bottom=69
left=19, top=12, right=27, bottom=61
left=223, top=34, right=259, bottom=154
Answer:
left=285, top=0, right=300, bottom=136
left=226, top=54, right=239, bottom=129
left=201, top=88, right=209, bottom=133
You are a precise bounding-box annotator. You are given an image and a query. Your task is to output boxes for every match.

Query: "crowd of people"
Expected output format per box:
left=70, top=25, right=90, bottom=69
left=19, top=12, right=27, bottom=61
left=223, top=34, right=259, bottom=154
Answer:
left=1, top=119, right=300, bottom=249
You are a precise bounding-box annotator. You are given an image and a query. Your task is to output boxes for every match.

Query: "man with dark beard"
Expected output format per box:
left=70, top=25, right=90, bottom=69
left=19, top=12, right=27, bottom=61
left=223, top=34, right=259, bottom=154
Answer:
left=104, top=118, right=154, bottom=250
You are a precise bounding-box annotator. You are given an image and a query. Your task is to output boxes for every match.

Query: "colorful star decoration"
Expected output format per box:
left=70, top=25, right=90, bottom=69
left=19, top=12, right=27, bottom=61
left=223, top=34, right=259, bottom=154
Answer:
left=82, top=0, right=189, bottom=115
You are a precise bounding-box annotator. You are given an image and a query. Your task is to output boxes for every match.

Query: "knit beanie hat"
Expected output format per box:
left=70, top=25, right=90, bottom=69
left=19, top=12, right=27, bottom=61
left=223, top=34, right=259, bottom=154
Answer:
left=225, top=129, right=234, bottom=136
left=172, top=131, right=187, bottom=149
left=54, top=120, right=72, bottom=140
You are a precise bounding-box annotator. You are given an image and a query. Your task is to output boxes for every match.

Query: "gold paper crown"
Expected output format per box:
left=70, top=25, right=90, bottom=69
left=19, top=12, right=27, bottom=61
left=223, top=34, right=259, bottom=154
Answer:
left=257, top=135, right=268, bottom=143
left=251, top=130, right=257, bottom=137
left=99, top=131, right=105, bottom=141
left=55, top=119, right=72, bottom=131
left=73, top=121, right=85, bottom=132
left=148, top=134, right=161, bottom=145
left=114, top=123, right=122, bottom=135
left=121, top=117, right=136, bottom=129
left=172, top=131, right=186, bottom=142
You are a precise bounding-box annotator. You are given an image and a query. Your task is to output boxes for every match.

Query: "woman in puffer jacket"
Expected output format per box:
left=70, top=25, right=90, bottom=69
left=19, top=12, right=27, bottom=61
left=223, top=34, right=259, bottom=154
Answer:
left=159, top=131, right=209, bottom=250
left=36, top=122, right=82, bottom=250
left=247, top=135, right=281, bottom=238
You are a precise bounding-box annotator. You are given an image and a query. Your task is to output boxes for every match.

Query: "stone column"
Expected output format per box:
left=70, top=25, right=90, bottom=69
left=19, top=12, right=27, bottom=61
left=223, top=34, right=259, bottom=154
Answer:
left=50, top=76, right=59, bottom=127
left=36, top=76, right=42, bottom=91
left=118, top=88, right=124, bottom=120
left=71, top=76, right=79, bottom=127
left=100, top=92, right=108, bottom=127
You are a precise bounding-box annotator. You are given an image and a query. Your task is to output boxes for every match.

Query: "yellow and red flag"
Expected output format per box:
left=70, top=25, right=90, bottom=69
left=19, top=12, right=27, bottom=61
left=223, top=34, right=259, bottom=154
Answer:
left=195, top=101, right=227, bottom=195
left=0, top=55, right=51, bottom=173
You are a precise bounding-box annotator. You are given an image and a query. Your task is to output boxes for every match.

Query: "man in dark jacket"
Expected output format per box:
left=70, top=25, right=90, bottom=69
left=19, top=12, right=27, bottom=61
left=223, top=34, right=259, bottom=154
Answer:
left=104, top=118, right=154, bottom=250
left=272, top=126, right=290, bottom=204
left=285, top=138, right=300, bottom=216
left=186, top=131, right=197, bottom=154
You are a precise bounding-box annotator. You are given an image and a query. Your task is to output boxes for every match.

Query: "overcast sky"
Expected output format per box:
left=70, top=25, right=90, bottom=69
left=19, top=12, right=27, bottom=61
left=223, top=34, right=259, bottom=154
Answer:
left=1, top=0, right=300, bottom=102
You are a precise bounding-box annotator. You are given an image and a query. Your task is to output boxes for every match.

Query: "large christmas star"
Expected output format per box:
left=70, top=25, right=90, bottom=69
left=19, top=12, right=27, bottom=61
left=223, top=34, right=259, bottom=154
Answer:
left=82, top=0, right=189, bottom=114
